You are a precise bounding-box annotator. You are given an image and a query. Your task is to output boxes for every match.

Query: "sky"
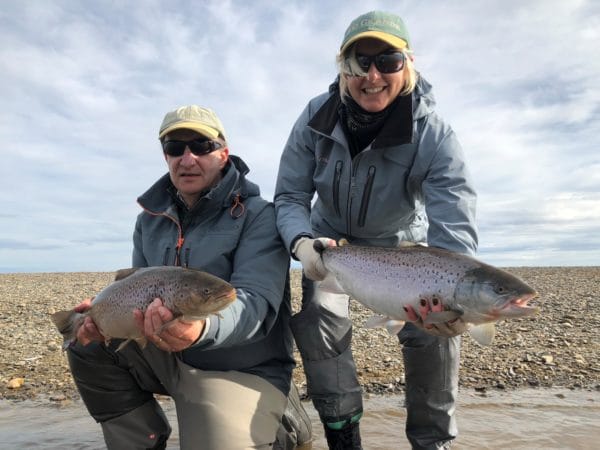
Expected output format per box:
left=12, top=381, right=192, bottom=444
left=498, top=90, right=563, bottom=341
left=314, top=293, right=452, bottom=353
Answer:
left=1, top=0, right=599, bottom=273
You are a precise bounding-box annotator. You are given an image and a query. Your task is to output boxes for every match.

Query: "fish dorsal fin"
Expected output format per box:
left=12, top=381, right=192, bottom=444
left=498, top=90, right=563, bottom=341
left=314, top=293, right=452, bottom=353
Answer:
left=114, top=268, right=140, bottom=281
left=398, top=240, right=418, bottom=247
left=469, top=323, right=496, bottom=346
left=318, top=274, right=346, bottom=295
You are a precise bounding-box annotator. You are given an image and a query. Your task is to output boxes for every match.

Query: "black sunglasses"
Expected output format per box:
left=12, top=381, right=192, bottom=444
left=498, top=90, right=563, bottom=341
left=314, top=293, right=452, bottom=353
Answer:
left=162, top=139, right=223, bottom=157
left=355, top=51, right=405, bottom=74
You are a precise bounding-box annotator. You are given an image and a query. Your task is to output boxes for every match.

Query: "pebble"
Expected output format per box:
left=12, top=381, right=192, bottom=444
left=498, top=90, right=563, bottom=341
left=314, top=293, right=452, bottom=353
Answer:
left=2, top=268, right=600, bottom=402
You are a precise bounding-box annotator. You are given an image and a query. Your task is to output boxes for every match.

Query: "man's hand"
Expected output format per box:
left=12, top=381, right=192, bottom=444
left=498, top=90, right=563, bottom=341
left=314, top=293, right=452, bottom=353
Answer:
left=134, top=298, right=206, bottom=352
left=293, top=237, right=336, bottom=281
left=75, top=298, right=105, bottom=345
left=403, top=298, right=470, bottom=338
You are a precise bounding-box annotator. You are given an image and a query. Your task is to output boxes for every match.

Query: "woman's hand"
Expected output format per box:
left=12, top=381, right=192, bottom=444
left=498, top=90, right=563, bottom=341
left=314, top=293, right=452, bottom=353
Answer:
left=404, top=299, right=470, bottom=338
left=134, top=298, right=206, bottom=352
left=293, top=237, right=336, bottom=281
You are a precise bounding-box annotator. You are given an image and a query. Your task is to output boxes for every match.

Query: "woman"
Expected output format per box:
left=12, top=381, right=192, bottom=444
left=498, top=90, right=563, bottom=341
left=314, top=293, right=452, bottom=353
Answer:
left=274, top=11, right=478, bottom=450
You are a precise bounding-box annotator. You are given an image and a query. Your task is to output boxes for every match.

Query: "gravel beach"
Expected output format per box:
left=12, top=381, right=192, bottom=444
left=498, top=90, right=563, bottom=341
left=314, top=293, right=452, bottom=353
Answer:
left=1, top=267, right=598, bottom=404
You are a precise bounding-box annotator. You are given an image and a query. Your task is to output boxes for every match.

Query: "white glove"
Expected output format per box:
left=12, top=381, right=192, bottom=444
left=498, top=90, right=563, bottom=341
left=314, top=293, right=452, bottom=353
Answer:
left=292, top=237, right=334, bottom=281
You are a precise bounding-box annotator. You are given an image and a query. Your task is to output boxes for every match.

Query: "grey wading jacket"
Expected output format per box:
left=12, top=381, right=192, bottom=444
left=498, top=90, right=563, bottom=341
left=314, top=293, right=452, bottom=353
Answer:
left=275, top=77, right=478, bottom=256
left=134, top=155, right=295, bottom=394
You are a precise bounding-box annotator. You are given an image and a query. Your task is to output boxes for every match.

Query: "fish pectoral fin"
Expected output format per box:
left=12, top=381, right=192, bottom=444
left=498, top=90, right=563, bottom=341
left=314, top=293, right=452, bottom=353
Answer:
left=318, top=274, right=346, bottom=295
left=364, top=316, right=405, bottom=335
left=469, top=323, right=496, bottom=346
left=135, top=336, right=148, bottom=349
left=423, top=311, right=462, bottom=325
left=115, top=339, right=133, bottom=352
left=156, top=319, right=182, bottom=334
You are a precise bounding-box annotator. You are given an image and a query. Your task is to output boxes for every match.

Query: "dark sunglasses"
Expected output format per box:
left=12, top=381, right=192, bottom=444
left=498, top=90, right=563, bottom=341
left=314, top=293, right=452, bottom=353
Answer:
left=162, top=139, right=223, bottom=157
left=355, top=51, right=405, bottom=74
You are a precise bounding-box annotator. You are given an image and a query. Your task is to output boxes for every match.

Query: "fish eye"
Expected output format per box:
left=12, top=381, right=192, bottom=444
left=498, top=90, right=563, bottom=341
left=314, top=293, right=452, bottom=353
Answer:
left=203, top=288, right=211, bottom=295
left=494, top=285, right=506, bottom=294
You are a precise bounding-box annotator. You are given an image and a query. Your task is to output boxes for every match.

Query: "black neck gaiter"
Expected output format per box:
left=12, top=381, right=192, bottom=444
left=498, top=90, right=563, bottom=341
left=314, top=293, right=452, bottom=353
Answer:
left=340, top=95, right=399, bottom=157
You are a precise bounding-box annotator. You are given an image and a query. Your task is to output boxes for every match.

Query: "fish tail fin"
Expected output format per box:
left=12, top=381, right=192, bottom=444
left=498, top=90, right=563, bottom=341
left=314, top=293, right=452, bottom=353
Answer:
left=469, top=323, right=496, bottom=346
left=50, top=310, right=84, bottom=350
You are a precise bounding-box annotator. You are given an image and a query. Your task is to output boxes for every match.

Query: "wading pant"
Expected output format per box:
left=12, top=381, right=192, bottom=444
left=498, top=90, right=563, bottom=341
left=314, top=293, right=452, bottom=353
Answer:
left=67, top=340, right=287, bottom=450
left=399, top=323, right=460, bottom=450
left=294, top=277, right=460, bottom=449
left=290, top=276, right=363, bottom=428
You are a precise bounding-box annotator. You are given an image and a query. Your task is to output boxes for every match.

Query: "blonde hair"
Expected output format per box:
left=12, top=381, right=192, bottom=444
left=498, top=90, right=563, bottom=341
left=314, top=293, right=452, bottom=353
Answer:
left=336, top=44, right=417, bottom=100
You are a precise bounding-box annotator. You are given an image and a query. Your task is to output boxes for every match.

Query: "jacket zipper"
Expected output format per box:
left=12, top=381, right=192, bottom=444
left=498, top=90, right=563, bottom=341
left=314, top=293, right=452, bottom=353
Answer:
left=358, top=165, right=376, bottom=227
left=333, top=160, right=343, bottom=216
left=346, top=154, right=363, bottom=237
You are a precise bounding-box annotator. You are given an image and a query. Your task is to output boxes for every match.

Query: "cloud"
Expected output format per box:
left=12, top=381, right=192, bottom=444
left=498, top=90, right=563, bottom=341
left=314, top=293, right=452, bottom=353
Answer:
left=1, top=0, right=599, bottom=272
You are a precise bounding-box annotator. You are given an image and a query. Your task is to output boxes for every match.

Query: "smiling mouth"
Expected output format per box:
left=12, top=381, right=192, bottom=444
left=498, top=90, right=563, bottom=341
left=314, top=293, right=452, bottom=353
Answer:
left=363, top=86, right=385, bottom=94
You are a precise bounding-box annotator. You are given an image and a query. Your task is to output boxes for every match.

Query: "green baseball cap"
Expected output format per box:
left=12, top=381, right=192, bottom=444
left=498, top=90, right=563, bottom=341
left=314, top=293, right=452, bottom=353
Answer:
left=340, top=11, right=411, bottom=54
left=158, top=105, right=227, bottom=140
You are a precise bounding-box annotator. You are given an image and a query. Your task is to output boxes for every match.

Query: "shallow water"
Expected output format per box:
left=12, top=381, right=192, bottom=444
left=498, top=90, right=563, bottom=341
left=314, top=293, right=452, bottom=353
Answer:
left=1, top=388, right=598, bottom=449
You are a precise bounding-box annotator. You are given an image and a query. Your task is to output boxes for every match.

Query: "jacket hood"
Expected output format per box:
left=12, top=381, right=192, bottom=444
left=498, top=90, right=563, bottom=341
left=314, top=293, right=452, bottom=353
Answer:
left=412, top=74, right=436, bottom=120
left=137, top=154, right=260, bottom=215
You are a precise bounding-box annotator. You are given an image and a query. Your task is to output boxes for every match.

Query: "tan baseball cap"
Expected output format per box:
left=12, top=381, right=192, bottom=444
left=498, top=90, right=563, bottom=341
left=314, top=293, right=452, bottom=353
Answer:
left=158, top=105, right=227, bottom=140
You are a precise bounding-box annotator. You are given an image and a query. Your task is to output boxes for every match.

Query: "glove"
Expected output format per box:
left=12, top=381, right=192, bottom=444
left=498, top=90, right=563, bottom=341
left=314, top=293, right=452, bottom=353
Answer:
left=292, top=237, right=335, bottom=281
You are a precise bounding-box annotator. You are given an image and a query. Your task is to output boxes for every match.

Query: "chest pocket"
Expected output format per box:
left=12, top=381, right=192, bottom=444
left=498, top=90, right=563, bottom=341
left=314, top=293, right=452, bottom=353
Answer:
left=181, top=218, right=244, bottom=277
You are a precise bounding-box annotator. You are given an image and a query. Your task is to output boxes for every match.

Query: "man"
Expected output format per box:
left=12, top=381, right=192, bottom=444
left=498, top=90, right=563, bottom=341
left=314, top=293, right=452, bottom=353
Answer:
left=68, top=105, right=310, bottom=449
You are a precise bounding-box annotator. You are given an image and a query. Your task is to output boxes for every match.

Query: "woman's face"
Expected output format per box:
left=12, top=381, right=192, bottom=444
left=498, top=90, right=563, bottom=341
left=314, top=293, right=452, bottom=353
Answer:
left=345, top=38, right=407, bottom=112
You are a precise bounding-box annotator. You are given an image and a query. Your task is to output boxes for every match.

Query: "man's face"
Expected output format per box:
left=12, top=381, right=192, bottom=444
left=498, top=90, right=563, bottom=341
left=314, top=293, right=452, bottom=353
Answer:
left=162, top=129, right=228, bottom=207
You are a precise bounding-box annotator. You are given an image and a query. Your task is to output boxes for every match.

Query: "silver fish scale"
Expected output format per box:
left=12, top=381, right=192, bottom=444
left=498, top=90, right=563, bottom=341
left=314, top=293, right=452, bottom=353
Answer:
left=322, top=245, right=478, bottom=318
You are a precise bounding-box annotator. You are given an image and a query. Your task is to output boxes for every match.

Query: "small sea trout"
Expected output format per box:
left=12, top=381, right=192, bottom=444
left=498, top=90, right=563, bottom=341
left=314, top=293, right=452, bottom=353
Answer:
left=51, top=266, right=236, bottom=350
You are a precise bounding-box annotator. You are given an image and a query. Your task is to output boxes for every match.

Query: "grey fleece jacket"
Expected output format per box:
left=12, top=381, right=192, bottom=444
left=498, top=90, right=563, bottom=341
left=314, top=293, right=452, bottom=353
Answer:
left=274, top=76, right=478, bottom=256
left=133, top=155, right=294, bottom=394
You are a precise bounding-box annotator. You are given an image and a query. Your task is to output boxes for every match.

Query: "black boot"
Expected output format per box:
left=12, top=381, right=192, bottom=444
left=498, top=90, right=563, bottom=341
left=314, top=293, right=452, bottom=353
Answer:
left=324, top=421, right=362, bottom=450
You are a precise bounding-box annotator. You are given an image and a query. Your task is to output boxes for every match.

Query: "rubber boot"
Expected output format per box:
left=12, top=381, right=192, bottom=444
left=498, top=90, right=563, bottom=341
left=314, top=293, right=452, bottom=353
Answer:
left=324, top=421, right=363, bottom=450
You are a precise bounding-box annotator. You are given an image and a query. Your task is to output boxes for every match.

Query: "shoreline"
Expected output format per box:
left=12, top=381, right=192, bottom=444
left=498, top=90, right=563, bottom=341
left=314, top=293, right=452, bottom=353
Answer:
left=1, top=267, right=599, bottom=403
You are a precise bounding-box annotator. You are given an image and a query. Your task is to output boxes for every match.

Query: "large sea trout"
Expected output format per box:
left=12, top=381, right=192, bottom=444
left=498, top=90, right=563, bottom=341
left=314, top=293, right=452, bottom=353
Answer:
left=314, top=241, right=539, bottom=345
left=51, top=266, right=236, bottom=351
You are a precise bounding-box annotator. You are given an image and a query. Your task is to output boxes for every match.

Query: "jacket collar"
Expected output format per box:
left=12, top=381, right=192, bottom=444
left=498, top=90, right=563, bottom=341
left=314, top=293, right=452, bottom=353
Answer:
left=137, top=154, right=258, bottom=216
left=308, top=82, right=418, bottom=148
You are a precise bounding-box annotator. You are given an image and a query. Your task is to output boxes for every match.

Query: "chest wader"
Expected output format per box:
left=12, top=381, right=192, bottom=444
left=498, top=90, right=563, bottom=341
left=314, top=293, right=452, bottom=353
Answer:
left=290, top=276, right=363, bottom=448
left=399, top=323, right=461, bottom=450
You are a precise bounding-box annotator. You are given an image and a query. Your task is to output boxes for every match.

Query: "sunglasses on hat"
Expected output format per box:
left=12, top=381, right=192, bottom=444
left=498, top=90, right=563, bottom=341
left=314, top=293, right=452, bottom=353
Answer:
left=162, top=139, right=223, bottom=157
left=354, top=50, right=405, bottom=74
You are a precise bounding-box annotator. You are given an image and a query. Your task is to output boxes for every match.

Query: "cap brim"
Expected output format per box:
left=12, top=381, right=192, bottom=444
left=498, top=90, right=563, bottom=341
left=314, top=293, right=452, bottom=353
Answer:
left=340, top=31, right=408, bottom=54
left=158, top=121, right=220, bottom=139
